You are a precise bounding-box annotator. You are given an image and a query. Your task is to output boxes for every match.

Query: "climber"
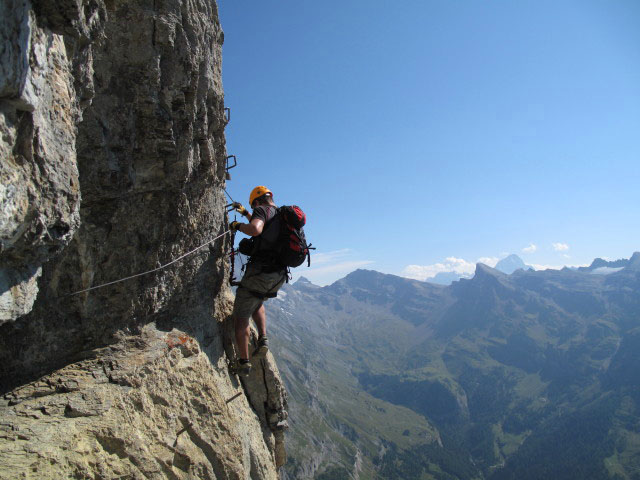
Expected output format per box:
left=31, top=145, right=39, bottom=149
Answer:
left=229, top=186, right=287, bottom=377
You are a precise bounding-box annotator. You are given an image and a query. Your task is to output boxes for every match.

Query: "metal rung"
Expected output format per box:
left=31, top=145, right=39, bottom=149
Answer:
left=225, top=155, right=237, bottom=180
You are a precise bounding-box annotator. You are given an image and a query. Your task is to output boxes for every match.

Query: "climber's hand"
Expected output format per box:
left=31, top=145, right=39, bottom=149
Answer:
left=230, top=221, right=243, bottom=232
left=233, top=202, right=249, bottom=216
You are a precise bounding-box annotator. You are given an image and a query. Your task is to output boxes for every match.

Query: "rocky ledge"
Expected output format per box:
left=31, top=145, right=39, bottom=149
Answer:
left=1, top=322, right=286, bottom=478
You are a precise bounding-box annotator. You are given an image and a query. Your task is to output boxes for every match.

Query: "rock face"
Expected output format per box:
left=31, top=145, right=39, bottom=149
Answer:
left=0, top=0, right=287, bottom=477
left=1, top=324, right=284, bottom=479
left=0, top=0, right=97, bottom=321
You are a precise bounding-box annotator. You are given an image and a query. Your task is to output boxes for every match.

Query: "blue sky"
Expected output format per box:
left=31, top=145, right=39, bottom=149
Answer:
left=219, top=0, right=640, bottom=285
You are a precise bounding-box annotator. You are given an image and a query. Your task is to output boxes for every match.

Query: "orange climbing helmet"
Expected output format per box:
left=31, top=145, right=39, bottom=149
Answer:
left=249, top=186, right=273, bottom=207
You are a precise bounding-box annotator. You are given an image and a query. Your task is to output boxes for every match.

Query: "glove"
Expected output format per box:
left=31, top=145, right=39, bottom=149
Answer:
left=233, top=202, right=249, bottom=216
left=230, top=221, right=242, bottom=232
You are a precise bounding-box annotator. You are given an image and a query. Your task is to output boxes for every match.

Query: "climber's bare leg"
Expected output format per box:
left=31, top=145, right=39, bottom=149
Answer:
left=252, top=303, right=267, bottom=337
left=234, top=316, right=250, bottom=360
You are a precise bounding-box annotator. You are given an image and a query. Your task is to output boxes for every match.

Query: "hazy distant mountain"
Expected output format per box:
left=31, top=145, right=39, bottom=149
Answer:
left=578, top=253, right=639, bottom=273
left=494, top=254, right=532, bottom=274
left=271, top=253, right=640, bottom=479
left=424, top=254, right=531, bottom=286
left=294, top=276, right=319, bottom=287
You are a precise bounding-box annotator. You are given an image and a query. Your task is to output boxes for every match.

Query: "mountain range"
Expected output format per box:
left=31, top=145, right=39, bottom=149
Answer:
left=428, top=254, right=533, bottom=285
left=270, top=252, right=640, bottom=479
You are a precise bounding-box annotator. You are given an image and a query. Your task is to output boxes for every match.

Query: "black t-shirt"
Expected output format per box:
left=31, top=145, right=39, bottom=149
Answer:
left=250, top=205, right=280, bottom=259
left=251, top=205, right=277, bottom=224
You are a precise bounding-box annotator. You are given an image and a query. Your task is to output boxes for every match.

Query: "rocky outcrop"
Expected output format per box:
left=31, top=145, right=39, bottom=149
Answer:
left=0, top=0, right=287, bottom=477
left=0, top=0, right=102, bottom=321
left=0, top=324, right=282, bottom=479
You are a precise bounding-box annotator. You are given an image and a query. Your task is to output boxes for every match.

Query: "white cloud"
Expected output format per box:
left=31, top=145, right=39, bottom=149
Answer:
left=311, top=249, right=354, bottom=265
left=306, top=260, right=374, bottom=276
left=529, top=263, right=563, bottom=271
left=530, top=262, right=588, bottom=271
left=478, top=256, right=500, bottom=267
left=553, top=242, right=570, bottom=252
left=591, top=266, right=624, bottom=275
left=522, top=244, right=537, bottom=254
left=402, top=256, right=499, bottom=281
left=403, top=258, right=474, bottom=281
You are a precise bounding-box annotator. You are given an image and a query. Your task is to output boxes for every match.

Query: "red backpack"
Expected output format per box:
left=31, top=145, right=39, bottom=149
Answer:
left=274, top=206, right=313, bottom=268
left=238, top=205, right=313, bottom=268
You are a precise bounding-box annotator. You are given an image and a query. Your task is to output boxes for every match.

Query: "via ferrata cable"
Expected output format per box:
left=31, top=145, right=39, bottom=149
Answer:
left=64, top=229, right=231, bottom=297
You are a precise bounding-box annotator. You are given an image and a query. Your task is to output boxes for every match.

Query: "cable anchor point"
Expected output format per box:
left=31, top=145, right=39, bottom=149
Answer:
left=225, top=155, right=237, bottom=180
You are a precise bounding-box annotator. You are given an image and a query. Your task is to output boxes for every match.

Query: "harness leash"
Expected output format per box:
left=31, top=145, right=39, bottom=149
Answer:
left=223, top=187, right=236, bottom=204
left=228, top=230, right=243, bottom=287
left=64, top=229, right=232, bottom=297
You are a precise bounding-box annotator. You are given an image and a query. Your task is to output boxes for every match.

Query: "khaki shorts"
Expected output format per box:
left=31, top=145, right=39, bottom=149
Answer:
left=232, top=264, right=286, bottom=319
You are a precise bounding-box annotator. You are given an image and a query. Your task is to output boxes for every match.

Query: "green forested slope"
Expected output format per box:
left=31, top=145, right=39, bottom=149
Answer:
left=272, top=254, right=640, bottom=479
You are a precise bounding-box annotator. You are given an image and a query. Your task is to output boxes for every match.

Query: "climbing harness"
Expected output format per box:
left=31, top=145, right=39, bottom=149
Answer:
left=64, top=229, right=231, bottom=297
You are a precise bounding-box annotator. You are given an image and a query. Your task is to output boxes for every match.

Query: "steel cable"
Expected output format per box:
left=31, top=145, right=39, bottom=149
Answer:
left=64, top=229, right=231, bottom=297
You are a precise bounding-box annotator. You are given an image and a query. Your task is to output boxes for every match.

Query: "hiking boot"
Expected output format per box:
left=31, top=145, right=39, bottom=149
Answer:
left=253, top=335, right=269, bottom=357
left=236, top=359, right=252, bottom=377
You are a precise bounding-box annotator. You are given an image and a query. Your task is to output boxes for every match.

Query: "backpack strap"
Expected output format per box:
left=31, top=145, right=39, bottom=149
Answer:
left=305, top=243, right=316, bottom=267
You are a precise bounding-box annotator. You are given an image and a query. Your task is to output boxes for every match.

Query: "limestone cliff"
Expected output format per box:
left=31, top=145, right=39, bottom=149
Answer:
left=0, top=1, right=287, bottom=477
